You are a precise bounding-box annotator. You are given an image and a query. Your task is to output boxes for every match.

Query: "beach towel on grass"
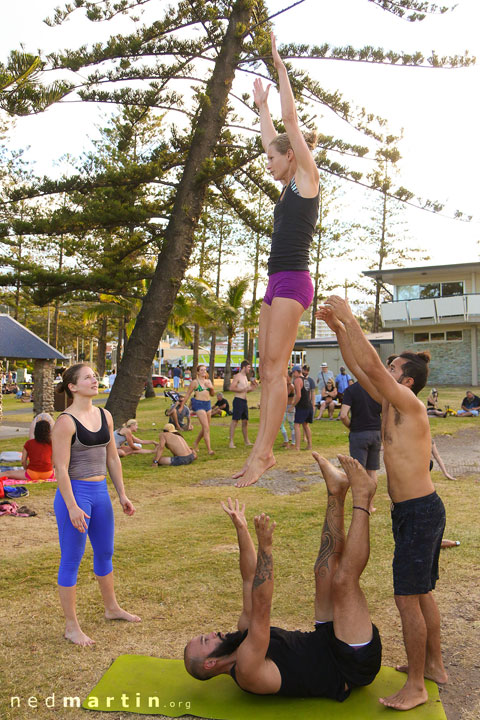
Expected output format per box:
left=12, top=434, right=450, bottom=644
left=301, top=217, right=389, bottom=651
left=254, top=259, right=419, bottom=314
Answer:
left=83, top=655, right=446, bottom=719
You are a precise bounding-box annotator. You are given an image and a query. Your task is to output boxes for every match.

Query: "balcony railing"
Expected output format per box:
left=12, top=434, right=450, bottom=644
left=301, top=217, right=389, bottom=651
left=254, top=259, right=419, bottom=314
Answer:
left=380, top=294, right=480, bottom=327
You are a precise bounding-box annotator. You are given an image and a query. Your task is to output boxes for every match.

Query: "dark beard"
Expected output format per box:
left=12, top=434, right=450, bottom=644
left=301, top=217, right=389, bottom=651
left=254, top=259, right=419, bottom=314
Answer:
left=207, top=629, right=247, bottom=658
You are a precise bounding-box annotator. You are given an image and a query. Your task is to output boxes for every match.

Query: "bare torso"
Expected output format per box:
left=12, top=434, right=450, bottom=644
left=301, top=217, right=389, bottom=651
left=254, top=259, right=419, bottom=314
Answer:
left=382, top=397, right=435, bottom=503
left=232, top=373, right=250, bottom=400
left=165, top=433, right=192, bottom=457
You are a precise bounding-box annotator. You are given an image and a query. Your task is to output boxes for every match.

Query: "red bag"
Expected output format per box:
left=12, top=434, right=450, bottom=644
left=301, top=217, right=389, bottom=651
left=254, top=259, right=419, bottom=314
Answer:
left=0, top=476, right=7, bottom=499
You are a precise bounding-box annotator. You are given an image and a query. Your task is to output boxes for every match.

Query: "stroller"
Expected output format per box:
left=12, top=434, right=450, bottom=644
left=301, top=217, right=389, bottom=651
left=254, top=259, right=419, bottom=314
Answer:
left=164, top=390, right=182, bottom=416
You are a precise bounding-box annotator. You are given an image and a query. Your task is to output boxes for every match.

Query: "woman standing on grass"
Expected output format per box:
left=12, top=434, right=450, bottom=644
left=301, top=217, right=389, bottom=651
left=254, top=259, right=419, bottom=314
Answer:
left=178, top=364, right=215, bottom=455
left=52, top=363, right=140, bottom=647
left=234, top=33, right=319, bottom=487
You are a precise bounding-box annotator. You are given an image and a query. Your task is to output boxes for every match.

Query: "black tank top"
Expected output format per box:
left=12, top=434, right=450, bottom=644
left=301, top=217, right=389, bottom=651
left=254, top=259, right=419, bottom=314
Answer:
left=230, top=626, right=347, bottom=700
left=268, top=178, right=320, bottom=275
left=296, top=378, right=311, bottom=410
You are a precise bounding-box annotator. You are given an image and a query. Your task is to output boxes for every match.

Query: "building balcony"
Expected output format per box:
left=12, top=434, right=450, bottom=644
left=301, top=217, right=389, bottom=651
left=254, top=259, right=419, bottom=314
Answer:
left=380, top=294, right=480, bottom=328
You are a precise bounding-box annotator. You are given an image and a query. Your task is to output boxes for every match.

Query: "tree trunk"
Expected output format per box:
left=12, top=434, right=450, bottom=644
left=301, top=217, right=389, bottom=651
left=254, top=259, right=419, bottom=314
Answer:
left=145, top=364, right=155, bottom=398
left=192, top=323, right=200, bottom=379
left=223, top=335, right=233, bottom=392
left=96, top=316, right=108, bottom=376
left=373, top=189, right=388, bottom=333
left=105, top=1, right=253, bottom=426
left=208, top=330, right=216, bottom=380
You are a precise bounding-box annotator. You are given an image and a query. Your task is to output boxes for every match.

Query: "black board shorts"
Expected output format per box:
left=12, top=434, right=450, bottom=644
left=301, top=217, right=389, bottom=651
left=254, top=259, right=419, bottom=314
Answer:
left=232, top=397, right=249, bottom=421
left=170, top=453, right=195, bottom=466
left=391, top=491, right=445, bottom=595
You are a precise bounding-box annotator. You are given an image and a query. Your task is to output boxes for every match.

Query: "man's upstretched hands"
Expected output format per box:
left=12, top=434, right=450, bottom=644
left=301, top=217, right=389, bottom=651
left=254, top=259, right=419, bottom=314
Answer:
left=221, top=497, right=248, bottom=530
left=322, top=295, right=355, bottom=324
left=254, top=513, right=276, bottom=550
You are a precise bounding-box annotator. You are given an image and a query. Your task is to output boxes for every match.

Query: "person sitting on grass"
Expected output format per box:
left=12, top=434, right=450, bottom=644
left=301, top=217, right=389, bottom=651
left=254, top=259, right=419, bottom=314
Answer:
left=426, top=389, right=446, bottom=418
left=113, top=419, right=157, bottom=457
left=152, top=423, right=198, bottom=467
left=211, top=392, right=231, bottom=418
left=184, top=455, right=382, bottom=700
left=316, top=378, right=338, bottom=420
left=457, top=390, right=480, bottom=417
left=4, top=419, right=55, bottom=482
left=166, top=394, right=194, bottom=431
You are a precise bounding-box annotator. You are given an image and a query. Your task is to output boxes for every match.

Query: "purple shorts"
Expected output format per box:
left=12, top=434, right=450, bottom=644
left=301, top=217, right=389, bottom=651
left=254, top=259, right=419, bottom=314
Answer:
left=263, top=271, right=314, bottom=310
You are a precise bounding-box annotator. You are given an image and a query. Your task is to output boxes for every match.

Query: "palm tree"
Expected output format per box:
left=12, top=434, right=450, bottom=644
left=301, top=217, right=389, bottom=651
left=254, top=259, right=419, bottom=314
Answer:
left=218, top=278, right=250, bottom=391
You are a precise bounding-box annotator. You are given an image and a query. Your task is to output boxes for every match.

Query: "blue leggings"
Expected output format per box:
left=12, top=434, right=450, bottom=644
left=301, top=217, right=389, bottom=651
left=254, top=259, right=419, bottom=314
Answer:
left=54, top=478, right=114, bottom=587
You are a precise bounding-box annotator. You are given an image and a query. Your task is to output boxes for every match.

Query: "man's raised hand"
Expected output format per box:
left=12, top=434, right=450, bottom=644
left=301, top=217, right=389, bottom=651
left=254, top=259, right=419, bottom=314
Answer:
left=324, top=295, right=355, bottom=324
left=315, top=305, right=344, bottom=333
left=254, top=513, right=276, bottom=549
left=221, top=497, right=248, bottom=530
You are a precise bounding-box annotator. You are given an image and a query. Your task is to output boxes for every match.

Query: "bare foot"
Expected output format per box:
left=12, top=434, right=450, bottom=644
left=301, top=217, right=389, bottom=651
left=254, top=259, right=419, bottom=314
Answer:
left=396, top=663, right=448, bottom=684
left=64, top=626, right=95, bottom=646
left=208, top=450, right=215, bottom=456
left=105, top=608, right=141, bottom=622
left=245, top=442, right=253, bottom=447
left=379, top=684, right=428, bottom=711
left=232, top=458, right=250, bottom=479
left=234, top=454, right=275, bottom=488
left=441, top=539, right=460, bottom=548
left=229, top=444, right=236, bottom=449
left=312, top=452, right=349, bottom=497
left=337, top=455, right=376, bottom=509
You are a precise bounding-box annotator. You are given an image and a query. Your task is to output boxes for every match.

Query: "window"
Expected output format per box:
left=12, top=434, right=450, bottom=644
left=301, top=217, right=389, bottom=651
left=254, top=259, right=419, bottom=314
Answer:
left=413, top=331, right=463, bottom=343
left=397, top=281, right=464, bottom=301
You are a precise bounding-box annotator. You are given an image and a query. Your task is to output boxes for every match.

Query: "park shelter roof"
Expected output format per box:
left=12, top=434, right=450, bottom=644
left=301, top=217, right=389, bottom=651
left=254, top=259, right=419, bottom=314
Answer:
left=0, top=314, right=67, bottom=361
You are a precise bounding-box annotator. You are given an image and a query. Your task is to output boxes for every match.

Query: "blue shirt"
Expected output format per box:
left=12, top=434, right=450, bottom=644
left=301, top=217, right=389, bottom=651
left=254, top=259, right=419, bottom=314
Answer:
left=335, top=373, right=351, bottom=393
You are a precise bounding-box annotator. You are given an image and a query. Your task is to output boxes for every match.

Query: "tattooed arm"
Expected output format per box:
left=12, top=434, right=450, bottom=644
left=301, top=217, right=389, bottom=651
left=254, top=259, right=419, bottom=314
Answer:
left=221, top=498, right=257, bottom=631
left=234, top=514, right=281, bottom=694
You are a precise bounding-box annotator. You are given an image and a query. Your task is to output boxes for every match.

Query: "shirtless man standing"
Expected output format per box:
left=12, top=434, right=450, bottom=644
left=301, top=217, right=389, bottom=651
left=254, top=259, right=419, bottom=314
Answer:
left=317, top=297, right=447, bottom=711
left=229, top=361, right=257, bottom=449
left=184, top=456, right=381, bottom=700
left=152, top=423, right=197, bottom=467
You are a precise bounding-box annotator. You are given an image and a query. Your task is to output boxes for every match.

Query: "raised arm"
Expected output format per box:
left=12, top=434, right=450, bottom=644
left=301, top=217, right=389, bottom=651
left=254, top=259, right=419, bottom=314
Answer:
left=271, top=33, right=318, bottom=193
left=221, top=498, right=257, bottom=631
left=235, top=513, right=280, bottom=694
left=316, top=306, right=382, bottom=404
left=253, top=78, right=277, bottom=152
left=324, top=296, right=420, bottom=414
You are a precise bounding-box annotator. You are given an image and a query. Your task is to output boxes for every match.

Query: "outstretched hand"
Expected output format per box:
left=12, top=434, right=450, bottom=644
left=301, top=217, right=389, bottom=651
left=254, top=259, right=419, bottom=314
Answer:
left=221, top=497, right=248, bottom=530
left=324, top=295, right=355, bottom=324
left=254, top=513, right=276, bottom=548
left=270, top=32, right=284, bottom=71
left=253, top=77, right=270, bottom=108
left=316, top=305, right=344, bottom=333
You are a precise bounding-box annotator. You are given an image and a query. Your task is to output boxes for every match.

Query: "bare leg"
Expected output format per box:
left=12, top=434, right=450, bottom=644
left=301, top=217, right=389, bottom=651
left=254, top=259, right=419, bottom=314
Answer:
left=234, top=299, right=303, bottom=487
left=379, top=595, right=429, bottom=710
left=366, top=469, right=378, bottom=513
left=2, top=469, right=28, bottom=480
left=241, top=419, right=252, bottom=446
left=311, top=453, right=349, bottom=621
left=396, top=592, right=448, bottom=684
left=229, top=419, right=238, bottom=449
left=333, top=455, right=376, bottom=645
left=58, top=585, right=95, bottom=646
left=303, top=422, right=312, bottom=450
left=294, top=423, right=301, bottom=451
left=316, top=401, right=326, bottom=419
left=96, top=572, right=141, bottom=622
left=195, top=410, right=214, bottom=454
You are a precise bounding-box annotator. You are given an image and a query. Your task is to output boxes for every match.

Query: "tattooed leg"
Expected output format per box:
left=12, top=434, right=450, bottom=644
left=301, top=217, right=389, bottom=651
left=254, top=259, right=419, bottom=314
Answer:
left=331, top=455, right=375, bottom=645
left=312, top=453, right=349, bottom=622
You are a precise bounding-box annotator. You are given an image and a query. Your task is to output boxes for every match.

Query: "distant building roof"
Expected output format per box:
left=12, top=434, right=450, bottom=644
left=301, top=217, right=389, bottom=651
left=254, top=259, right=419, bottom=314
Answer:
left=363, top=261, right=480, bottom=283
left=0, top=314, right=67, bottom=361
left=294, top=331, right=393, bottom=350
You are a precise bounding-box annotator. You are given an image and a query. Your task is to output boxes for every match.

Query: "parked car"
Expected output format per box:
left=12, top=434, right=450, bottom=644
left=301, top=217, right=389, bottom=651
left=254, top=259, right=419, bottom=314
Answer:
left=151, top=374, right=170, bottom=388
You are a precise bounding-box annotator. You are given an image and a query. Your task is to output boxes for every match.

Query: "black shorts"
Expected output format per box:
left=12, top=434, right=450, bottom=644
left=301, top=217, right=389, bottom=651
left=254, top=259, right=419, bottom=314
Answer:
left=349, top=430, right=381, bottom=471
left=232, top=397, right=248, bottom=421
left=391, top=491, right=445, bottom=595
left=320, top=622, right=382, bottom=700
left=170, top=452, right=195, bottom=466
left=295, top=406, right=313, bottom=424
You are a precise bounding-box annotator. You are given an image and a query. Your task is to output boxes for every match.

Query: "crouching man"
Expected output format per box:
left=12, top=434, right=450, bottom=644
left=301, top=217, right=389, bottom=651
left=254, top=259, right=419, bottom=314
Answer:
left=184, top=454, right=382, bottom=700
left=152, top=423, right=197, bottom=467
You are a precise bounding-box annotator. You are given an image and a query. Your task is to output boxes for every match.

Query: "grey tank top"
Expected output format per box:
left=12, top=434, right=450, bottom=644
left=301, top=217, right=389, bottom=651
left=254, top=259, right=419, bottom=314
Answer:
left=62, top=408, right=110, bottom=479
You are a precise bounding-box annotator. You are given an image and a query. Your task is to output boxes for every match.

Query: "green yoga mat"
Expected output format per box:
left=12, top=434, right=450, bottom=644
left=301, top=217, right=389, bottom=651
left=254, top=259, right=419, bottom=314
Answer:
left=83, top=655, right=446, bottom=719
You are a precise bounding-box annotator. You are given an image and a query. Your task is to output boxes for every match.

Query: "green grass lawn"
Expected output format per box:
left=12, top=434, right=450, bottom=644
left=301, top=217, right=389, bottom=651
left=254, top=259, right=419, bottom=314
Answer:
left=0, top=384, right=479, bottom=719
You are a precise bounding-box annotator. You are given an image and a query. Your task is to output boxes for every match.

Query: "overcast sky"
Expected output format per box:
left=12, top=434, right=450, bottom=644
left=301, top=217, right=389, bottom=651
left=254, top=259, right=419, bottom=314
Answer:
left=1, top=0, right=479, bottom=291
